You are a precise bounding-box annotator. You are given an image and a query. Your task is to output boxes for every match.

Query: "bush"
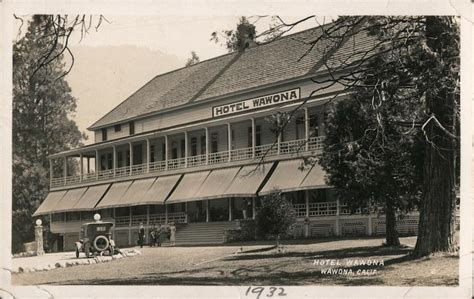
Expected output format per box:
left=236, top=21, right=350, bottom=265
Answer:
left=255, top=190, right=296, bottom=245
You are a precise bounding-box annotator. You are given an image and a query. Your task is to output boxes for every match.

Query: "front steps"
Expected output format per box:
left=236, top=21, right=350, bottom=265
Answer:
left=170, top=221, right=239, bottom=245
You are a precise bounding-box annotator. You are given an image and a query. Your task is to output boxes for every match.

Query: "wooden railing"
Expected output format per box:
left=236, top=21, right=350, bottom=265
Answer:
left=52, top=137, right=326, bottom=188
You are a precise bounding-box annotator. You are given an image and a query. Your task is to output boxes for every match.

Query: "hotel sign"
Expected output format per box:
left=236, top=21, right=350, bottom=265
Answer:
left=212, top=88, right=301, bottom=118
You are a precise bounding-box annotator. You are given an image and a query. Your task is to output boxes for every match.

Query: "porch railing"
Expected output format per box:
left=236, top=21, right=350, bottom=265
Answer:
left=53, top=137, right=325, bottom=188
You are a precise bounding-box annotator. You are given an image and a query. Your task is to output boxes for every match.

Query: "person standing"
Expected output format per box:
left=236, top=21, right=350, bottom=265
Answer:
left=156, top=224, right=162, bottom=247
left=150, top=224, right=157, bottom=247
left=170, top=222, right=176, bottom=246
left=138, top=223, right=145, bottom=248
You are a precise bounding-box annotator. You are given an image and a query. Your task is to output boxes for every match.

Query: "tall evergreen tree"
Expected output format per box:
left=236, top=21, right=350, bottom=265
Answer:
left=12, top=16, right=85, bottom=253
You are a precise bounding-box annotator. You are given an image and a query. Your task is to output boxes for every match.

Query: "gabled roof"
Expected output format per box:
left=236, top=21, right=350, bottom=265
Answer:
left=89, top=23, right=376, bottom=130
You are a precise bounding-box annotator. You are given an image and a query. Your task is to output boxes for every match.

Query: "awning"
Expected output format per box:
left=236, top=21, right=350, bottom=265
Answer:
left=194, top=167, right=241, bottom=200
left=166, top=171, right=210, bottom=203
left=71, top=184, right=110, bottom=211
left=33, top=190, right=67, bottom=216
left=224, top=162, right=275, bottom=197
left=117, top=178, right=157, bottom=207
left=299, top=163, right=327, bottom=189
left=96, top=181, right=133, bottom=209
left=259, top=159, right=313, bottom=195
left=139, top=174, right=182, bottom=205
left=53, top=187, right=88, bottom=213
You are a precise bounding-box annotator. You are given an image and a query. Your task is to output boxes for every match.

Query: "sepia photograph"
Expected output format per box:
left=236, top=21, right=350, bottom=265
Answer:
left=0, top=1, right=472, bottom=298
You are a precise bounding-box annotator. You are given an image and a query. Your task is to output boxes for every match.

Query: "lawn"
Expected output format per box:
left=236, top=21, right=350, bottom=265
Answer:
left=12, top=236, right=458, bottom=286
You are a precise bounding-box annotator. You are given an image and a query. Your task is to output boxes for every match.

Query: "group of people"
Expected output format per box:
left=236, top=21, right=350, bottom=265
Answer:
left=138, top=223, right=176, bottom=248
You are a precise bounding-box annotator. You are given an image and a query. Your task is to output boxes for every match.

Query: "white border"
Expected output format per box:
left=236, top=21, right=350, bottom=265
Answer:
left=0, top=1, right=472, bottom=298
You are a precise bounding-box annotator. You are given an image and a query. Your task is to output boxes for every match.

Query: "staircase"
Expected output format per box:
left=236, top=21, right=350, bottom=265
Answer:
left=170, top=221, right=239, bottom=245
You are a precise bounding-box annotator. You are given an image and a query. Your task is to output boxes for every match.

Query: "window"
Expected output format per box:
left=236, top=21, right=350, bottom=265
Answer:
left=191, top=137, right=198, bottom=156
left=133, top=144, right=143, bottom=164
left=161, top=143, right=166, bottom=160
left=296, top=117, right=305, bottom=140
left=211, top=133, right=219, bottom=153
left=51, top=213, right=65, bottom=222
left=66, top=212, right=80, bottom=222
left=200, top=135, right=206, bottom=155
left=114, top=124, right=121, bottom=132
left=129, top=121, right=135, bottom=135
left=309, top=114, right=319, bottom=137
left=150, top=144, right=155, bottom=163
left=107, top=153, right=113, bottom=169
left=180, top=139, right=185, bottom=157
left=117, top=152, right=123, bottom=168
left=100, top=154, right=106, bottom=170
left=101, top=128, right=107, bottom=141
left=171, top=141, right=178, bottom=159
left=126, top=150, right=130, bottom=166
left=247, top=125, right=261, bottom=147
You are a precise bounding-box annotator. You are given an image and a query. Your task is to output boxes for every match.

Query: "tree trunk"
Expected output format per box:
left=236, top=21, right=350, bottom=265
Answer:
left=413, top=17, right=458, bottom=257
left=385, top=199, right=400, bottom=246
left=413, top=127, right=456, bottom=256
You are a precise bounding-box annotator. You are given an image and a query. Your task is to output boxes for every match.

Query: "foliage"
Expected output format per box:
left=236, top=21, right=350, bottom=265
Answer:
left=185, top=51, right=200, bottom=67
left=12, top=16, right=86, bottom=253
left=255, top=190, right=296, bottom=245
left=211, top=16, right=257, bottom=52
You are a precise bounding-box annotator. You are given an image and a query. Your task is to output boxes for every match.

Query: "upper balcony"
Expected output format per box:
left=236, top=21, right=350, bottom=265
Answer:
left=50, top=136, right=325, bottom=189
left=49, top=106, right=326, bottom=190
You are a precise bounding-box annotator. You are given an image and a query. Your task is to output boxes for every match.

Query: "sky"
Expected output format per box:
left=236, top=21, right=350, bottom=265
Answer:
left=15, top=15, right=329, bottom=144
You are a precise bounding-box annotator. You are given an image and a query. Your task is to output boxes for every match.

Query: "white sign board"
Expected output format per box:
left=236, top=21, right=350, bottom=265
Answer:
left=212, top=88, right=301, bottom=117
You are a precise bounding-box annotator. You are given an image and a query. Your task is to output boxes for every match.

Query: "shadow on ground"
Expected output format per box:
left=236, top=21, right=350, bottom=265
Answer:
left=45, top=244, right=447, bottom=286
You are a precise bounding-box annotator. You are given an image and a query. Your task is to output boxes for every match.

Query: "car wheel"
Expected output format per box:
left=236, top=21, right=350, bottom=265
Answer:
left=85, top=244, right=90, bottom=258
left=75, top=246, right=80, bottom=258
left=93, top=235, right=110, bottom=252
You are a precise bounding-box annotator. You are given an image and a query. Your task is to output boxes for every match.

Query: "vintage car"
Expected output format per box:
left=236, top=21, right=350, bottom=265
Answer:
left=75, top=221, right=116, bottom=258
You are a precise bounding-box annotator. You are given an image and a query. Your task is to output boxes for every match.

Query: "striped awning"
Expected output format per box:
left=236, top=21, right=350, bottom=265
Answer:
left=224, top=162, right=275, bottom=197
left=53, top=187, right=88, bottom=213
left=95, top=181, right=133, bottom=209
left=72, top=184, right=110, bottom=211
left=33, top=190, right=67, bottom=216
left=259, top=159, right=318, bottom=195
left=166, top=171, right=210, bottom=203
left=194, top=167, right=241, bottom=200
left=117, top=178, right=157, bottom=207
left=139, top=174, right=182, bottom=205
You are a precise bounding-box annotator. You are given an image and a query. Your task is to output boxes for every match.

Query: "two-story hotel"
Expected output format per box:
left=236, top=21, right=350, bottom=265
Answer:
left=34, top=24, right=420, bottom=251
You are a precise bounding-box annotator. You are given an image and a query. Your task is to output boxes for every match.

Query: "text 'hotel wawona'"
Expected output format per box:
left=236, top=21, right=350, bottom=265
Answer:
left=212, top=88, right=301, bottom=117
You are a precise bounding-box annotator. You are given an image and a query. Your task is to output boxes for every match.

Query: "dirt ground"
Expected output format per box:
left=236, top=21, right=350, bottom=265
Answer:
left=12, top=236, right=458, bottom=286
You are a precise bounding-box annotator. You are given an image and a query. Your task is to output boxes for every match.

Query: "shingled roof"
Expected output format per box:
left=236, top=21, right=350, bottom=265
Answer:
left=89, top=23, right=376, bottom=130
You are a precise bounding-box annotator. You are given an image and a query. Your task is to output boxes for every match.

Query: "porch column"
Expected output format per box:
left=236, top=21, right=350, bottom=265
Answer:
left=305, top=190, right=310, bottom=237
left=165, top=204, right=169, bottom=224
left=87, top=157, right=90, bottom=173
left=146, top=205, right=150, bottom=226
left=251, top=118, right=256, bottom=158
left=95, top=149, right=99, bottom=179
left=205, top=128, right=209, bottom=165
left=164, top=135, right=169, bottom=170
left=129, top=207, right=132, bottom=227
left=184, top=132, right=188, bottom=167
left=113, top=145, right=117, bottom=177
left=146, top=138, right=150, bottom=173
left=304, top=107, right=309, bottom=151
left=335, top=199, right=340, bottom=236
left=206, top=200, right=210, bottom=222
left=79, top=153, right=83, bottom=182
left=129, top=142, right=133, bottom=174
left=49, top=159, right=53, bottom=186
left=63, top=156, right=67, bottom=184
left=277, top=113, right=281, bottom=154
left=228, top=198, right=232, bottom=221
left=227, top=123, right=232, bottom=162
left=252, top=198, right=256, bottom=220
left=184, top=202, right=188, bottom=223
